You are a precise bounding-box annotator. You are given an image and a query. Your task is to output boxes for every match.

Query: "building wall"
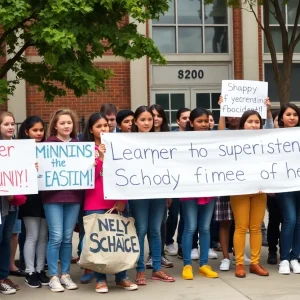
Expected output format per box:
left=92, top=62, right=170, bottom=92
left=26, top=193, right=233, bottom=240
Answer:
left=26, top=61, right=131, bottom=121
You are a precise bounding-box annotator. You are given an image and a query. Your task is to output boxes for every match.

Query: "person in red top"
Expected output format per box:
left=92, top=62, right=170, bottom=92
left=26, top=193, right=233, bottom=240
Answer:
left=42, top=109, right=82, bottom=293
left=82, top=112, right=138, bottom=293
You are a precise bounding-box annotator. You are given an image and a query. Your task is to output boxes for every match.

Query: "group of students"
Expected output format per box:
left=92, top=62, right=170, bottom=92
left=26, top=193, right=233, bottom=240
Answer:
left=0, top=99, right=300, bottom=295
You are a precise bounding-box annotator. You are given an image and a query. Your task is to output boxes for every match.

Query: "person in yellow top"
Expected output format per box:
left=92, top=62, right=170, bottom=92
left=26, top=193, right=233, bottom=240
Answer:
left=230, top=110, right=269, bottom=278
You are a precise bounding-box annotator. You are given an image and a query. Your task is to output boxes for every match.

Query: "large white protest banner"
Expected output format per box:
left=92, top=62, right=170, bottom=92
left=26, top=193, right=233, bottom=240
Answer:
left=0, top=140, right=38, bottom=196
left=36, top=142, right=95, bottom=191
left=102, top=129, right=300, bottom=199
left=221, top=80, right=268, bottom=119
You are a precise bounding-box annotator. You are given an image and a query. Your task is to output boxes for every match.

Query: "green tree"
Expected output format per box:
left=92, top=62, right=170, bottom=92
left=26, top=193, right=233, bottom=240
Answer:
left=206, top=0, right=300, bottom=106
left=0, top=0, right=169, bottom=103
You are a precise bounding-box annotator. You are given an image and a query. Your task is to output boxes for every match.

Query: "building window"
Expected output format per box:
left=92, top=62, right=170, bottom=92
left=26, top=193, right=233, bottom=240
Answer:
left=264, top=2, right=300, bottom=53
left=196, top=93, right=220, bottom=126
left=152, top=0, right=228, bottom=54
left=155, top=93, right=185, bottom=129
left=264, top=63, right=300, bottom=102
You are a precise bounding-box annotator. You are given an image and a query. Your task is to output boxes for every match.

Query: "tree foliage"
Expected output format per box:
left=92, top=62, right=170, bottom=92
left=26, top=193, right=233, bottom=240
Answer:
left=0, top=0, right=169, bottom=103
left=206, top=0, right=300, bottom=105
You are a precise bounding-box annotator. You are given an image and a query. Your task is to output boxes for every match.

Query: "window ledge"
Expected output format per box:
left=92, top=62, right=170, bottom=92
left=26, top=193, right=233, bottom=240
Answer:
left=263, top=53, right=300, bottom=61
left=162, top=54, right=232, bottom=62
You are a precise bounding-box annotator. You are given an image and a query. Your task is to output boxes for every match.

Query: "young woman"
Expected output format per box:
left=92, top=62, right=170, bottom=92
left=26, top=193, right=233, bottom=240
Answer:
left=230, top=110, right=269, bottom=278
left=116, top=110, right=134, bottom=132
left=129, top=106, right=175, bottom=285
left=276, top=103, right=300, bottom=274
left=145, top=104, right=173, bottom=268
left=181, top=108, right=218, bottom=280
left=0, top=112, right=21, bottom=294
left=83, top=113, right=138, bottom=293
left=17, top=116, right=49, bottom=288
left=42, top=109, right=81, bottom=292
left=174, top=108, right=190, bottom=132
left=272, top=110, right=280, bottom=129
left=208, top=111, right=215, bottom=130
left=167, top=108, right=196, bottom=258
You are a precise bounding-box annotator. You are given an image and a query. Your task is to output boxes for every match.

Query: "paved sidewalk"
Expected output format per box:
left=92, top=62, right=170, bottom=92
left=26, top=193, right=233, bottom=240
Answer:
left=6, top=240, right=300, bottom=300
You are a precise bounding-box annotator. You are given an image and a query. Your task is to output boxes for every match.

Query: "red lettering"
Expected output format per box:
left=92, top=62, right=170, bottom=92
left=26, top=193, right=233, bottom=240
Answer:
left=0, top=145, right=15, bottom=157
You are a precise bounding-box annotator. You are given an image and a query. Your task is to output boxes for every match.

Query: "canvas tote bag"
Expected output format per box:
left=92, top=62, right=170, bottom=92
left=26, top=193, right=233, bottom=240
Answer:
left=79, top=208, right=140, bottom=274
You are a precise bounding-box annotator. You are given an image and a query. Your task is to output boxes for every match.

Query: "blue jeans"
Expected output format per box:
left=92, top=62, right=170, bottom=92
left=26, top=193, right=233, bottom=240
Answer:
left=177, top=203, right=198, bottom=249
left=84, top=210, right=127, bottom=283
left=129, top=199, right=166, bottom=272
left=44, top=203, right=80, bottom=276
left=0, top=210, right=17, bottom=279
left=277, top=192, right=300, bottom=261
left=181, top=199, right=216, bottom=266
left=166, top=198, right=180, bottom=245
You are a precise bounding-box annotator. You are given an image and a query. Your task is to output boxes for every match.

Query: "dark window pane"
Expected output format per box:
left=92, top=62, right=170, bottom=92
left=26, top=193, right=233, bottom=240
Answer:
left=178, top=0, right=202, bottom=24
left=152, top=27, right=176, bottom=53
left=211, top=93, right=220, bottom=109
left=264, top=63, right=300, bottom=102
left=288, top=2, right=300, bottom=24
left=204, top=2, right=227, bottom=24
left=178, top=27, right=202, bottom=53
left=171, top=93, right=185, bottom=109
left=171, top=111, right=178, bottom=124
left=152, top=0, right=175, bottom=24
left=155, top=94, right=170, bottom=109
left=212, top=109, right=220, bottom=124
left=264, top=27, right=282, bottom=53
left=205, top=27, right=228, bottom=53
left=268, top=0, right=285, bottom=24
left=196, top=93, right=210, bottom=108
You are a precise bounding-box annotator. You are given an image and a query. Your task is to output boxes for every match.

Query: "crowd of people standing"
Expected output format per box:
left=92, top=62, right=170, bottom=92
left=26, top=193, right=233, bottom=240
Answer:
left=0, top=98, right=300, bottom=295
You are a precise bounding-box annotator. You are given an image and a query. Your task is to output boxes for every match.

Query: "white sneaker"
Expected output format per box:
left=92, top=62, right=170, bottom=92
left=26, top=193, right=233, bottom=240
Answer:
left=208, top=248, right=218, bottom=259
left=279, top=260, right=290, bottom=274
left=220, top=258, right=230, bottom=271
left=49, top=276, right=65, bottom=292
left=60, top=274, right=78, bottom=290
left=290, top=259, right=300, bottom=274
left=231, top=254, right=251, bottom=266
left=165, top=244, right=177, bottom=256
left=191, top=248, right=199, bottom=260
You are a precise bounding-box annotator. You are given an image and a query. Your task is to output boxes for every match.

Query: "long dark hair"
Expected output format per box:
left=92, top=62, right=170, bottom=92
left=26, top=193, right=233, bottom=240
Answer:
left=239, top=110, right=263, bottom=129
left=278, top=103, right=300, bottom=128
left=186, top=108, right=209, bottom=131
left=131, top=106, right=154, bottom=132
left=149, top=104, right=169, bottom=132
left=17, top=116, right=45, bottom=140
left=82, top=113, right=108, bottom=141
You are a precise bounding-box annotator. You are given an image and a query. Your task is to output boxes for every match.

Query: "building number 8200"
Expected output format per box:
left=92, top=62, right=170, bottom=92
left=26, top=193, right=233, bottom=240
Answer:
left=178, top=70, right=204, bottom=80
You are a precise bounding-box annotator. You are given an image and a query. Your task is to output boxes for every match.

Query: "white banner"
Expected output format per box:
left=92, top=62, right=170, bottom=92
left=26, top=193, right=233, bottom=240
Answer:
left=0, top=140, right=38, bottom=196
left=102, top=129, right=300, bottom=199
left=36, top=142, right=95, bottom=191
left=221, top=80, right=268, bottom=119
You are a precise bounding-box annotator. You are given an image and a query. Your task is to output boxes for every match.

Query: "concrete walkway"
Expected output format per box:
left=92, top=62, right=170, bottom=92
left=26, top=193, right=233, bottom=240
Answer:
left=6, top=239, right=300, bottom=300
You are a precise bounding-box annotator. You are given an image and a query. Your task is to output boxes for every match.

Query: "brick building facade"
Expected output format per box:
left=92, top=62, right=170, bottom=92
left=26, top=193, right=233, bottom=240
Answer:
left=1, top=2, right=299, bottom=126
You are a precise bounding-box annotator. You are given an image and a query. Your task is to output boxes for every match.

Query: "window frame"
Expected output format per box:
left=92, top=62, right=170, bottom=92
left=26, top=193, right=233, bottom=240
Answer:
left=150, top=0, right=232, bottom=56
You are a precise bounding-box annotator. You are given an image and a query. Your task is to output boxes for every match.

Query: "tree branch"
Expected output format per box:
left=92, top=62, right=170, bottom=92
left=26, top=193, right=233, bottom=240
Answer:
left=271, top=0, right=288, bottom=52
left=245, top=0, right=265, bottom=32
left=290, top=2, right=300, bottom=48
left=0, top=14, right=36, bottom=49
left=262, top=0, right=281, bottom=85
left=0, top=40, right=32, bottom=79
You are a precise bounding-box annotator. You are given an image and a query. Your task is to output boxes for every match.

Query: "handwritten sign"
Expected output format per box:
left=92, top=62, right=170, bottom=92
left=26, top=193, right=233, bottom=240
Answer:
left=89, top=217, right=139, bottom=254
left=36, top=142, right=95, bottom=190
left=221, top=80, right=268, bottom=118
left=0, top=140, right=38, bottom=196
left=102, top=129, right=300, bottom=199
